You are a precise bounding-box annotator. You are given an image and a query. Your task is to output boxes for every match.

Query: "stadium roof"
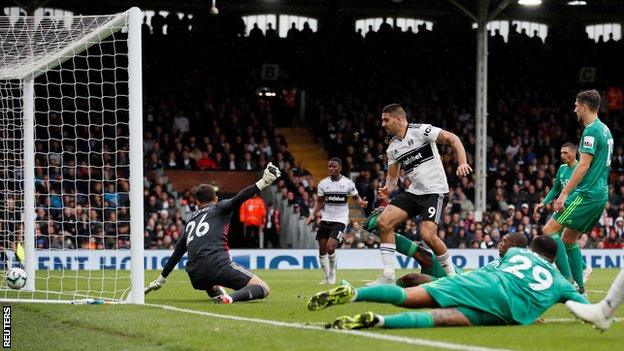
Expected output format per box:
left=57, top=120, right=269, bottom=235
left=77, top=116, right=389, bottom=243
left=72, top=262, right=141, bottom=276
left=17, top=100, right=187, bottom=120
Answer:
left=34, top=0, right=624, bottom=24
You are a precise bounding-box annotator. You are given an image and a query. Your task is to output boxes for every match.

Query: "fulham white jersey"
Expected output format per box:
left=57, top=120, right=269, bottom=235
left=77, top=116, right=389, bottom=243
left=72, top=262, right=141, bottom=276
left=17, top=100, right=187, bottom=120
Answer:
left=387, top=123, right=449, bottom=195
left=317, top=175, right=358, bottom=225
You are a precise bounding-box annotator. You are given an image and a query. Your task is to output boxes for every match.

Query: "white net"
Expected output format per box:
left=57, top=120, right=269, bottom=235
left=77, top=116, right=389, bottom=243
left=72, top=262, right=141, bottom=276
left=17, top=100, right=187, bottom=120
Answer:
left=0, top=11, right=141, bottom=302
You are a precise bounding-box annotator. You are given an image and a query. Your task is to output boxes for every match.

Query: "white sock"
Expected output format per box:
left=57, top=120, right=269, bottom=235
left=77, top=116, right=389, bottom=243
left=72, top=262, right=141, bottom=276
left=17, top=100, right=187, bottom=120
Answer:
left=436, top=251, right=455, bottom=276
left=319, top=254, right=329, bottom=278
left=602, top=269, right=624, bottom=318
left=328, top=252, right=337, bottom=278
left=380, top=243, right=396, bottom=278
left=375, top=315, right=385, bottom=327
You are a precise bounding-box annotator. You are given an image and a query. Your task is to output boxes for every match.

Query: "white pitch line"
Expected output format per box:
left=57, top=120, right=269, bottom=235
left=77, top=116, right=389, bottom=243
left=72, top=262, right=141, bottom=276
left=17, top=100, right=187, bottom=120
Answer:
left=543, top=317, right=623, bottom=323
left=147, top=303, right=512, bottom=351
left=586, top=290, right=607, bottom=294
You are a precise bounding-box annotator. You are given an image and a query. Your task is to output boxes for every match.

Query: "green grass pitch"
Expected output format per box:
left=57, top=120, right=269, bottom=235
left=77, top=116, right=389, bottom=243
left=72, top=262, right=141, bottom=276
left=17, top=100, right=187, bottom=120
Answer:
left=9, top=269, right=624, bottom=350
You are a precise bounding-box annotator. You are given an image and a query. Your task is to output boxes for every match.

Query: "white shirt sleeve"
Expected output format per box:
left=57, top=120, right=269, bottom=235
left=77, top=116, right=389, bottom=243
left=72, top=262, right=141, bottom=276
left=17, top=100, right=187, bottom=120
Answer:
left=317, top=180, right=325, bottom=196
left=348, top=180, right=358, bottom=197
left=421, top=124, right=441, bottom=143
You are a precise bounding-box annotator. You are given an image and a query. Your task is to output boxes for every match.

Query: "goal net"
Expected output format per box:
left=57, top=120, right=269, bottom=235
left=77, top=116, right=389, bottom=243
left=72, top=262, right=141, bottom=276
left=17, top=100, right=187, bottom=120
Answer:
left=0, top=8, right=144, bottom=303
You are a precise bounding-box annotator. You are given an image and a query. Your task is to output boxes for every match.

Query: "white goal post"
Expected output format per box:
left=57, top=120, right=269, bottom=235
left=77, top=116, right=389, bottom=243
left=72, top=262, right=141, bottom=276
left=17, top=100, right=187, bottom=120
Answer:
left=0, top=7, right=144, bottom=303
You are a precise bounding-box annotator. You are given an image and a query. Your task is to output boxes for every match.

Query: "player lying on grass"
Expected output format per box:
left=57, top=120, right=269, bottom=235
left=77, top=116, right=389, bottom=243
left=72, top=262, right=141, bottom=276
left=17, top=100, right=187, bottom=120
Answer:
left=307, top=236, right=589, bottom=329
left=566, top=268, right=624, bottom=331
left=363, top=208, right=526, bottom=286
left=145, top=163, right=281, bottom=304
left=397, top=232, right=528, bottom=287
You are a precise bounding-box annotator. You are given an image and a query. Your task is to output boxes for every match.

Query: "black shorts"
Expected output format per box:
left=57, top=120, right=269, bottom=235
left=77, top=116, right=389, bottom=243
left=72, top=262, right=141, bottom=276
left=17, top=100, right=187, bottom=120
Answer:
left=315, top=221, right=346, bottom=242
left=390, top=192, right=448, bottom=225
left=188, top=258, right=253, bottom=291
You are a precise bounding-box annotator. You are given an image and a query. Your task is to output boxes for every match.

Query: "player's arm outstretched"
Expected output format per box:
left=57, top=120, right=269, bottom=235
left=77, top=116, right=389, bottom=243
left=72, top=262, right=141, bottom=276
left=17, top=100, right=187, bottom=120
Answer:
left=145, top=230, right=188, bottom=294
left=436, top=130, right=472, bottom=176
left=535, top=167, right=563, bottom=214
left=218, top=162, right=281, bottom=212
left=554, top=153, right=592, bottom=212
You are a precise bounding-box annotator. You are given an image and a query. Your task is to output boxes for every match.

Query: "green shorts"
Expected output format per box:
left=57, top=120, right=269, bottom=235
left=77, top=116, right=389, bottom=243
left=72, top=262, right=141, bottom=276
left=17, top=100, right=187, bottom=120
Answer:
left=552, top=192, right=606, bottom=233
left=421, top=271, right=513, bottom=325
left=456, top=306, right=509, bottom=326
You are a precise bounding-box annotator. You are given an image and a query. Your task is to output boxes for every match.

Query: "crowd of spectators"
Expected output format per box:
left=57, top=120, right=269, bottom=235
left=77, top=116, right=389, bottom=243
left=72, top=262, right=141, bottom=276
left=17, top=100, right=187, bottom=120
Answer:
left=9, top=10, right=624, bottom=252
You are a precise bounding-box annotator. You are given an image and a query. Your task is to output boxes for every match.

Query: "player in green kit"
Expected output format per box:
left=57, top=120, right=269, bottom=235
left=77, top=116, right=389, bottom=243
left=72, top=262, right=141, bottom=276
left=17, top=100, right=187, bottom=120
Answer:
left=534, top=143, right=590, bottom=286
left=307, top=236, right=588, bottom=329
left=541, top=90, right=613, bottom=295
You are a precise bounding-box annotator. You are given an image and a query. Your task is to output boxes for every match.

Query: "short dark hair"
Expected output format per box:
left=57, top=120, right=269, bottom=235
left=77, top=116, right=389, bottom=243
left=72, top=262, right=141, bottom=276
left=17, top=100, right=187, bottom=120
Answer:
left=561, top=142, right=577, bottom=152
left=193, top=184, right=216, bottom=204
left=576, top=90, right=601, bottom=112
left=506, top=232, right=528, bottom=248
left=329, top=157, right=342, bottom=166
left=382, top=103, right=406, bottom=117
left=530, top=235, right=558, bottom=262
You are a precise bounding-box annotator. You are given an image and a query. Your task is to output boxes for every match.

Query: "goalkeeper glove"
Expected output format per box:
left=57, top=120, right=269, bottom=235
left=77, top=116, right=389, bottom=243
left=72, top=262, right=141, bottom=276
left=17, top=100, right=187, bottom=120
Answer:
left=256, top=162, right=281, bottom=190
left=145, top=275, right=166, bottom=295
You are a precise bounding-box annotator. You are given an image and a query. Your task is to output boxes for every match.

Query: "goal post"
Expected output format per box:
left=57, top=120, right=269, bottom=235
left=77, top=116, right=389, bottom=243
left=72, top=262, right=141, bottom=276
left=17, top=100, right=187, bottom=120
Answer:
left=0, top=7, right=144, bottom=303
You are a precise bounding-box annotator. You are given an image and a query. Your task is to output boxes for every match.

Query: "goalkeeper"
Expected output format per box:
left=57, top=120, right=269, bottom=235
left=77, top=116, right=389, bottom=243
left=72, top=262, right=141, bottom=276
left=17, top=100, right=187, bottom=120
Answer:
left=145, top=163, right=281, bottom=304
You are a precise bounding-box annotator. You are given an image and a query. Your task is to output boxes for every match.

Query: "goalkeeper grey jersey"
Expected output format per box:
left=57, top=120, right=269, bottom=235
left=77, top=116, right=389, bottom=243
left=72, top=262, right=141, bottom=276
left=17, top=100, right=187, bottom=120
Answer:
left=317, top=175, right=358, bottom=225
left=161, top=184, right=259, bottom=277
left=386, top=123, right=449, bottom=195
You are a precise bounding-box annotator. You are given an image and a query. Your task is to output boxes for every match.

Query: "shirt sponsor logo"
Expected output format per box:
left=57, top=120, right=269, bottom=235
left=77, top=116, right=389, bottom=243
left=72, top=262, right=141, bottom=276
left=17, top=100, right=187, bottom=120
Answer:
left=583, top=136, right=594, bottom=148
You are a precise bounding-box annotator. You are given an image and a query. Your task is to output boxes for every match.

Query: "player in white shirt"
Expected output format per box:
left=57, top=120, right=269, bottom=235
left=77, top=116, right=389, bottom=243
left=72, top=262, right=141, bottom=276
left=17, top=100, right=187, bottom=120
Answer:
left=369, top=103, right=472, bottom=285
left=307, top=158, right=368, bottom=284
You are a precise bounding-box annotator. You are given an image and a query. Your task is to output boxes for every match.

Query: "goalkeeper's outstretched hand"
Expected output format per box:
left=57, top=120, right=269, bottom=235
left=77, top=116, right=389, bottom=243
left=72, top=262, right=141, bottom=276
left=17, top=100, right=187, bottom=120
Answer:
left=144, top=275, right=166, bottom=295
left=256, top=162, right=281, bottom=190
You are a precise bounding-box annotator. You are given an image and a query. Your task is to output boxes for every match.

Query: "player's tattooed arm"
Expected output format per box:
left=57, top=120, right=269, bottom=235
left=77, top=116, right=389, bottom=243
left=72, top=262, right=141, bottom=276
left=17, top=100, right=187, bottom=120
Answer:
left=436, top=130, right=472, bottom=177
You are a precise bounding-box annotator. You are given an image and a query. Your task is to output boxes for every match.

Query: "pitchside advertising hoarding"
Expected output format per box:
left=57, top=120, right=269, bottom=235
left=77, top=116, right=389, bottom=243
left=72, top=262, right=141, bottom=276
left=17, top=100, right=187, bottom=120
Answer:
left=30, top=249, right=624, bottom=270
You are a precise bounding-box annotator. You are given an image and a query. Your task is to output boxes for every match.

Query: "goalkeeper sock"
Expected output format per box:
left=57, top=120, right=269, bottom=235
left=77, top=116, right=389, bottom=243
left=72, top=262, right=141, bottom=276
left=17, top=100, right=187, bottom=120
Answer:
left=551, top=233, right=573, bottom=282
left=565, top=243, right=585, bottom=291
left=380, top=243, right=396, bottom=278
left=230, top=284, right=268, bottom=302
left=354, top=285, right=407, bottom=306
left=378, top=311, right=434, bottom=329
left=319, top=254, right=329, bottom=279
left=395, top=233, right=418, bottom=257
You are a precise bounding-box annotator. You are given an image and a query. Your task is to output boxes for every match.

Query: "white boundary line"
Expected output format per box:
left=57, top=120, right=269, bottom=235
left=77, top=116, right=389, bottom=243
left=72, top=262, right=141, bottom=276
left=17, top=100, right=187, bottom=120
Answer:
left=543, top=317, right=623, bottom=323
left=147, top=303, right=512, bottom=351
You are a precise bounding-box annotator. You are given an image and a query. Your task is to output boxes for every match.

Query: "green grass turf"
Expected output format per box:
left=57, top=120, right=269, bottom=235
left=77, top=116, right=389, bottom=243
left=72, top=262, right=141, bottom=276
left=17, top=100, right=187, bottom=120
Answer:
left=8, top=269, right=624, bottom=351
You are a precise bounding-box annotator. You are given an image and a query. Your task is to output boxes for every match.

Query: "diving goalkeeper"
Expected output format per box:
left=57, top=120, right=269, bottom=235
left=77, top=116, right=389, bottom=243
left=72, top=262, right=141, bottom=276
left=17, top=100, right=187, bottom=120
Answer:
left=145, top=163, right=281, bottom=304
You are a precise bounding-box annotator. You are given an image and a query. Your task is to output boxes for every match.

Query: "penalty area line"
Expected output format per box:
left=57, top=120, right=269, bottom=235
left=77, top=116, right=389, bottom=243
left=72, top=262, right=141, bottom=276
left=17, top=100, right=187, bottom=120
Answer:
left=147, top=303, right=512, bottom=351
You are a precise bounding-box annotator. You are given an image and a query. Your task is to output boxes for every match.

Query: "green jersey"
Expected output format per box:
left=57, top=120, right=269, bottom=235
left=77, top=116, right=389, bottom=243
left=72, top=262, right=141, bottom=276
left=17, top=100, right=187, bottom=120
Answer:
left=576, top=118, right=613, bottom=201
left=493, top=248, right=588, bottom=324
left=479, top=258, right=502, bottom=273
left=543, top=163, right=576, bottom=204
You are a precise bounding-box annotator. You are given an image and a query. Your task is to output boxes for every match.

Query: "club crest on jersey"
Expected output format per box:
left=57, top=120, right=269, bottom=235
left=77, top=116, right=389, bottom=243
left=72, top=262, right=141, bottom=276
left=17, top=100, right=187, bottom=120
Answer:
left=583, top=136, right=594, bottom=148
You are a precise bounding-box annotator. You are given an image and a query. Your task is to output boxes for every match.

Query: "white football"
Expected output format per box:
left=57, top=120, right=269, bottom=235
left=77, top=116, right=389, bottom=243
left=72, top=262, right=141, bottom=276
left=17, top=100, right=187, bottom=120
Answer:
left=6, top=268, right=27, bottom=290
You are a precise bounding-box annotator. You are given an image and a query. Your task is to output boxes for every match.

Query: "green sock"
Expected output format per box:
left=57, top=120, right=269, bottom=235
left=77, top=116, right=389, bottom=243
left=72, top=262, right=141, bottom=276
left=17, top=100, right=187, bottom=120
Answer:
left=381, top=311, right=434, bottom=329
left=551, top=234, right=573, bottom=282
left=565, top=242, right=585, bottom=290
left=355, top=285, right=407, bottom=306
left=395, top=233, right=418, bottom=257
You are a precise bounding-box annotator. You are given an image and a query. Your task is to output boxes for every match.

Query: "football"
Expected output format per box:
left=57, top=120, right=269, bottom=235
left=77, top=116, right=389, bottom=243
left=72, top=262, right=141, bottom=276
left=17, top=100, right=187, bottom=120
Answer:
left=6, top=268, right=27, bottom=290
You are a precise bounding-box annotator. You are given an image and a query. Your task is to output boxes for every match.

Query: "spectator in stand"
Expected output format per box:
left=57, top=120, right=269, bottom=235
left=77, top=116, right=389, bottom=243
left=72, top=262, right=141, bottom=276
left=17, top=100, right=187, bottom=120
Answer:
left=239, top=193, right=267, bottom=248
